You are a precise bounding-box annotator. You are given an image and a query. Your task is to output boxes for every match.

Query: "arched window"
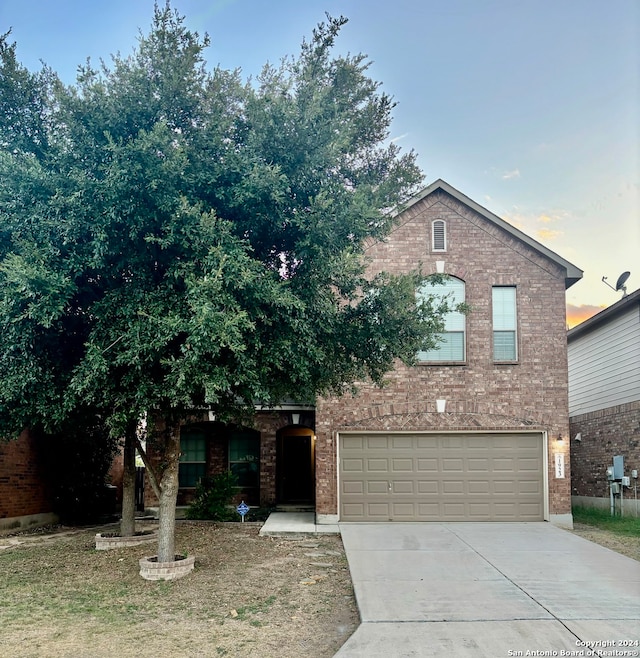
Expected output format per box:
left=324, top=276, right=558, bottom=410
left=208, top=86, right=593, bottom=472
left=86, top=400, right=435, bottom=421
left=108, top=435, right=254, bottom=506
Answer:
left=432, top=219, right=446, bottom=252
left=417, top=276, right=465, bottom=362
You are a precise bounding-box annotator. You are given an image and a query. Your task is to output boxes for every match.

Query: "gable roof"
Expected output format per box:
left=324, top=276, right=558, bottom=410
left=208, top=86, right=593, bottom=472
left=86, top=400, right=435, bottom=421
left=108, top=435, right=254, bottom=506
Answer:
left=567, top=288, right=640, bottom=341
left=398, top=179, right=583, bottom=289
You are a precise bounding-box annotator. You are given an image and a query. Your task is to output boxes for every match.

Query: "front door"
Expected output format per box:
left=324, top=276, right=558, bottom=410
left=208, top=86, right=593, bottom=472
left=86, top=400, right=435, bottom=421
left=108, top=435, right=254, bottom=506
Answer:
left=277, top=428, right=315, bottom=503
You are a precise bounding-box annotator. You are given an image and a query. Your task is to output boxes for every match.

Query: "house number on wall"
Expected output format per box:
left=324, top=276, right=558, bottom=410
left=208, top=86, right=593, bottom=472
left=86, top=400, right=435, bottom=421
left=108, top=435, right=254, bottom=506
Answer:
left=554, top=453, right=565, bottom=479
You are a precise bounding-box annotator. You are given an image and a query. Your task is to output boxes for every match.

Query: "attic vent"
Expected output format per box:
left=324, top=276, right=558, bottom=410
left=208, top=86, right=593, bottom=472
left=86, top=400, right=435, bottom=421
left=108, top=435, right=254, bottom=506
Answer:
left=432, top=220, right=446, bottom=252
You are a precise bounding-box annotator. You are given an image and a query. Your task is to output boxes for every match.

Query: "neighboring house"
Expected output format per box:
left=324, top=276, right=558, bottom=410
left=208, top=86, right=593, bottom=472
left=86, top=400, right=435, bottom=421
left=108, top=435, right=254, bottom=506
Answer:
left=568, top=288, right=640, bottom=514
left=0, top=429, right=125, bottom=532
left=146, top=179, right=582, bottom=528
left=0, top=430, right=58, bottom=532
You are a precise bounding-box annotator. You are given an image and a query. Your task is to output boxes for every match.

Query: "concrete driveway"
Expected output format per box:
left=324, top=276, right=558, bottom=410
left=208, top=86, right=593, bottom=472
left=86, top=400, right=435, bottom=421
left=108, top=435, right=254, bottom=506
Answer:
left=335, top=523, right=640, bottom=657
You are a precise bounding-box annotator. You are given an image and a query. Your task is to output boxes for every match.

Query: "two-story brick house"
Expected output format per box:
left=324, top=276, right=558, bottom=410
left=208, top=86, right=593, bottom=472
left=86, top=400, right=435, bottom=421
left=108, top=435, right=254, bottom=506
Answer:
left=313, top=179, right=582, bottom=527
left=151, top=179, right=581, bottom=528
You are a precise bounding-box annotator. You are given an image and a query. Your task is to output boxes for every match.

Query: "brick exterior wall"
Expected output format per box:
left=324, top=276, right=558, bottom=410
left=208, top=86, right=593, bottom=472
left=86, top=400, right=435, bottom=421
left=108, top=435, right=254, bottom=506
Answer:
left=570, top=400, right=640, bottom=498
left=0, top=430, right=54, bottom=521
left=108, top=450, right=124, bottom=506
left=144, top=410, right=312, bottom=509
left=315, top=189, right=573, bottom=519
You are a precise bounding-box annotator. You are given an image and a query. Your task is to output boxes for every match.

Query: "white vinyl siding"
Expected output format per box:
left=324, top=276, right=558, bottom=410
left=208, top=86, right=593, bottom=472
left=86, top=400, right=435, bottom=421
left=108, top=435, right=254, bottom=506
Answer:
left=418, top=277, right=465, bottom=362
left=432, top=220, right=446, bottom=251
left=493, top=286, right=517, bottom=361
left=568, top=304, right=640, bottom=415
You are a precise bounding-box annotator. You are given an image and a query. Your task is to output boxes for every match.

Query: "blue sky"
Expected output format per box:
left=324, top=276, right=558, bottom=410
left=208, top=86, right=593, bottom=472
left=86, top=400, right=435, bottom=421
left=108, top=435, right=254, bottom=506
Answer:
left=1, top=0, right=638, bottom=324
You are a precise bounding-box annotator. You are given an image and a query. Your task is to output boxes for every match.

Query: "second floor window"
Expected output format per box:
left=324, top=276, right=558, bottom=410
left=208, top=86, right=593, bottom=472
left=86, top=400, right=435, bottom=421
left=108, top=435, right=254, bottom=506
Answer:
left=417, top=276, right=466, bottom=363
left=493, top=286, right=518, bottom=361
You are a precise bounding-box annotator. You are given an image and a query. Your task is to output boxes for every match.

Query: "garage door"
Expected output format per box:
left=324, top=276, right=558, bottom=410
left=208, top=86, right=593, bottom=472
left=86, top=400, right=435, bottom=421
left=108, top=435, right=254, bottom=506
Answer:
left=339, top=433, right=544, bottom=522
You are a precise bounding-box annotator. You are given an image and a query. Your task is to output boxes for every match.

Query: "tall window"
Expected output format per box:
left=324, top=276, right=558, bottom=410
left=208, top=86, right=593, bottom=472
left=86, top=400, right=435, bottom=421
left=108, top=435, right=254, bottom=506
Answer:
left=432, top=219, right=446, bottom=251
left=493, top=286, right=517, bottom=361
left=179, top=429, right=206, bottom=488
left=417, top=276, right=466, bottom=362
left=229, top=430, right=260, bottom=502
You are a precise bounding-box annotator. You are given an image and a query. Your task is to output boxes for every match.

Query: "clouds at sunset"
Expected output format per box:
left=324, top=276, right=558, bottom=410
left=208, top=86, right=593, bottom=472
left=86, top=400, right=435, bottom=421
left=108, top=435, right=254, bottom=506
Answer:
left=566, top=303, right=604, bottom=329
left=503, top=209, right=570, bottom=244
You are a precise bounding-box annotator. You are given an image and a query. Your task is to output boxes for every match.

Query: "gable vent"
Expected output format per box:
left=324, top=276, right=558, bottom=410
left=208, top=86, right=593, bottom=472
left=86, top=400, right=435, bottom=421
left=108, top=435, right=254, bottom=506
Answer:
left=432, top=220, right=446, bottom=251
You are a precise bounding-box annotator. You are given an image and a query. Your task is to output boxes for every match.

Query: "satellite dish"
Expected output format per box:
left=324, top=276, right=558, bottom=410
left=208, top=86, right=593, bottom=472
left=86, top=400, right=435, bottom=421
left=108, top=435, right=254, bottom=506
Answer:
left=602, top=271, right=631, bottom=297
left=615, top=271, right=630, bottom=292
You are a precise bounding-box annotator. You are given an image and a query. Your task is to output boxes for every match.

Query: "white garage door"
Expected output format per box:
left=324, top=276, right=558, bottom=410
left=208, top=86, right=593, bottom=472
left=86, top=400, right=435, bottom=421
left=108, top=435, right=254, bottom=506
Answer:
left=339, top=433, right=544, bottom=522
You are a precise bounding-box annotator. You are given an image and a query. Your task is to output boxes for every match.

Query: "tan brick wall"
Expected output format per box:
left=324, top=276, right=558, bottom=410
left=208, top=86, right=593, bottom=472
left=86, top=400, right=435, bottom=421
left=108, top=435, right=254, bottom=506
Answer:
left=570, top=400, right=640, bottom=498
left=315, top=189, right=573, bottom=518
left=0, top=430, right=53, bottom=520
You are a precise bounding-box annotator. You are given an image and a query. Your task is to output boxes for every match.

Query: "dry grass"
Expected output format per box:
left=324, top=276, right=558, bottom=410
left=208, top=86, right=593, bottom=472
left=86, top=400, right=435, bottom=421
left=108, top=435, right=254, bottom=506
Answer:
left=1, top=516, right=637, bottom=658
left=570, top=523, right=640, bottom=561
left=0, top=521, right=358, bottom=658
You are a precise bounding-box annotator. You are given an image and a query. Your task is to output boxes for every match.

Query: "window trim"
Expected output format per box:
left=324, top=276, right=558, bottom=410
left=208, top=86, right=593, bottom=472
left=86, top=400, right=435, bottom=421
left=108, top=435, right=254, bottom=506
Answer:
left=431, top=219, right=447, bottom=252
left=492, top=285, right=518, bottom=363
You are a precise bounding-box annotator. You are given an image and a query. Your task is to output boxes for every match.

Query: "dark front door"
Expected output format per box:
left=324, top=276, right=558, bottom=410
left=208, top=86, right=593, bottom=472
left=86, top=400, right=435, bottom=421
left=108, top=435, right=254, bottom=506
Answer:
left=278, top=431, right=314, bottom=503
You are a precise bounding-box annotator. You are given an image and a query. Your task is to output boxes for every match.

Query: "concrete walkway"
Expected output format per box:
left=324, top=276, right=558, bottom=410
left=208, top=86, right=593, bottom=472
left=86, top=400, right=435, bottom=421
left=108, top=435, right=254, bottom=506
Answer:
left=335, top=523, right=640, bottom=657
left=259, top=512, right=340, bottom=537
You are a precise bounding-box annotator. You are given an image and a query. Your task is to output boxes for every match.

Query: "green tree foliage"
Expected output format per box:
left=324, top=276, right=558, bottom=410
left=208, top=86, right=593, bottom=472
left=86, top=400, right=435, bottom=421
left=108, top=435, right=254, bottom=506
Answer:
left=0, top=5, right=451, bottom=562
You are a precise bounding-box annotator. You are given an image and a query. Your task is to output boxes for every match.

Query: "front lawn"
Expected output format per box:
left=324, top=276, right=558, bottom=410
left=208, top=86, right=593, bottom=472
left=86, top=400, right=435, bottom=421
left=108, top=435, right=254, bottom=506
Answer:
left=0, top=521, right=358, bottom=658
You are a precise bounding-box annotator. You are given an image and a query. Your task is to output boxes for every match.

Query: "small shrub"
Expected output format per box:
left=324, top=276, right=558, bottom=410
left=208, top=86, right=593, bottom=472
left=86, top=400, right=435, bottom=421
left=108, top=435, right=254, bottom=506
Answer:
left=186, top=471, right=238, bottom=521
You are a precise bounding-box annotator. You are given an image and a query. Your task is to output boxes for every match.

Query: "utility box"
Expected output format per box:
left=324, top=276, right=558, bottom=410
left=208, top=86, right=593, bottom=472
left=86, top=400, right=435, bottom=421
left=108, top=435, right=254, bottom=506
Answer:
left=613, top=455, right=624, bottom=480
left=621, top=476, right=631, bottom=487
left=611, top=482, right=620, bottom=495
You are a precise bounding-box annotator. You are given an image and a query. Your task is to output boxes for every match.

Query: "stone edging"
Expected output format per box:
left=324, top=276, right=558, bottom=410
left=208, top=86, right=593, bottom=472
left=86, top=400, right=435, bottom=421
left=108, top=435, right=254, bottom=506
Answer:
left=95, top=530, right=158, bottom=551
left=139, top=554, right=195, bottom=581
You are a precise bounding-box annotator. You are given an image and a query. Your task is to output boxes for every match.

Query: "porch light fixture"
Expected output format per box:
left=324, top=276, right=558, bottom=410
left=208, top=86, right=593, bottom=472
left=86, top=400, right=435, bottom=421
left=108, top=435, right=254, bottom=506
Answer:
left=291, top=412, right=301, bottom=426
left=556, top=433, right=564, bottom=444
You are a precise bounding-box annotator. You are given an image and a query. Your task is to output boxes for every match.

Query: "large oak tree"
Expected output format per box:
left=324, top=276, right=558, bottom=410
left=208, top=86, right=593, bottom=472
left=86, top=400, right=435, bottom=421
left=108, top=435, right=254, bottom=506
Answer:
left=0, top=5, right=450, bottom=563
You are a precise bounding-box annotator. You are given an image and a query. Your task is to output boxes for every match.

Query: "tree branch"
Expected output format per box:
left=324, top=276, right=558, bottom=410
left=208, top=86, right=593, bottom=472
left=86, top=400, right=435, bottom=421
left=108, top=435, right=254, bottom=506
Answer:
left=135, top=435, right=161, bottom=500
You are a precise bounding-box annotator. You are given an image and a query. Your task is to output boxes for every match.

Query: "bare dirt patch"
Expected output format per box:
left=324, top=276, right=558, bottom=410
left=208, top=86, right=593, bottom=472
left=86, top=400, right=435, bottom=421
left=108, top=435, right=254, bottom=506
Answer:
left=0, top=521, right=359, bottom=658
left=569, top=522, right=640, bottom=561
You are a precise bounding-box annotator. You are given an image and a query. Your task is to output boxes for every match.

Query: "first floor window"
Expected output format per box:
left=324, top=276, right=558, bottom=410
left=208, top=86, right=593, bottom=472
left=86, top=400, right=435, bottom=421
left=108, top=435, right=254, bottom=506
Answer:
left=229, top=430, right=260, bottom=496
left=417, top=276, right=466, bottom=362
left=493, top=286, right=518, bottom=361
left=179, top=429, right=207, bottom=487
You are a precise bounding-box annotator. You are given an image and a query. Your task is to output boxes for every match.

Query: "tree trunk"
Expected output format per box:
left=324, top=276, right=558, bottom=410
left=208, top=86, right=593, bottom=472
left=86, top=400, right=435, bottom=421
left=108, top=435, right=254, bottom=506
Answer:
left=156, top=418, right=181, bottom=563
left=120, top=427, right=136, bottom=537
